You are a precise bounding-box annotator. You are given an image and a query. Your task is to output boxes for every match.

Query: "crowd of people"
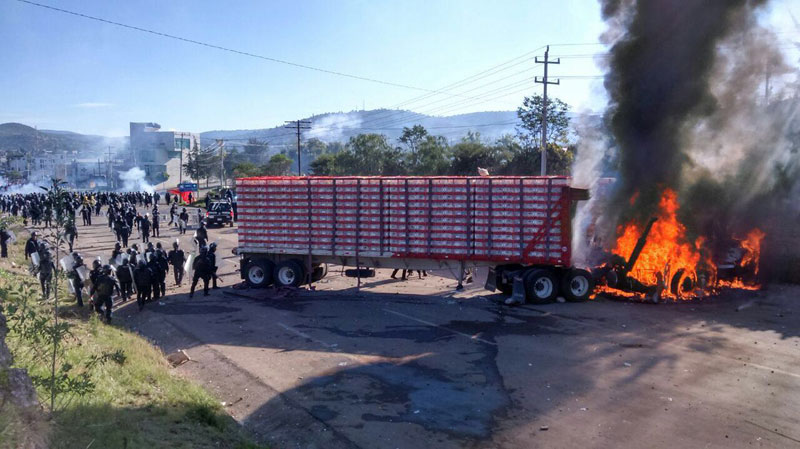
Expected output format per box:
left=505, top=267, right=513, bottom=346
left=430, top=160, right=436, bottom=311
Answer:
left=0, top=189, right=224, bottom=323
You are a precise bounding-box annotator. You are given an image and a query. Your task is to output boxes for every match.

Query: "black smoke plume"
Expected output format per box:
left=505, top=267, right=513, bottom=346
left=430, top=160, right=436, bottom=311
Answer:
left=601, top=0, right=767, bottom=225
left=575, top=0, right=800, bottom=280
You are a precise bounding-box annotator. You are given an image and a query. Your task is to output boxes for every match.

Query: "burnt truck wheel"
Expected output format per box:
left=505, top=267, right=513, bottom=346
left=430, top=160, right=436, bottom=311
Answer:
left=274, top=260, right=305, bottom=288
left=562, top=269, right=594, bottom=302
left=245, top=259, right=274, bottom=288
left=670, top=268, right=697, bottom=298
left=524, top=269, right=559, bottom=304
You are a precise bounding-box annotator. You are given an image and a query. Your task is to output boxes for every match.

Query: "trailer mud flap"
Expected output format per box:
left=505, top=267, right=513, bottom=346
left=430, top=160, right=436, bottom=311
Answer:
left=485, top=267, right=497, bottom=292
left=504, top=275, right=526, bottom=305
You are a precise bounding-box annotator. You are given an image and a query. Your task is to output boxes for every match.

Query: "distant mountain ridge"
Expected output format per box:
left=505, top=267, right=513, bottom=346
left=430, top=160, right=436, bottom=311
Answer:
left=2, top=108, right=600, bottom=158
left=200, top=110, right=522, bottom=147
left=0, top=122, right=125, bottom=157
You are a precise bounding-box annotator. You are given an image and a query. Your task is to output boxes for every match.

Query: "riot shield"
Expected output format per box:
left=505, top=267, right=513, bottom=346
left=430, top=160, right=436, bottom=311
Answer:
left=76, top=265, right=89, bottom=282
left=59, top=255, right=74, bottom=272
left=129, top=266, right=138, bottom=294
left=184, top=252, right=195, bottom=279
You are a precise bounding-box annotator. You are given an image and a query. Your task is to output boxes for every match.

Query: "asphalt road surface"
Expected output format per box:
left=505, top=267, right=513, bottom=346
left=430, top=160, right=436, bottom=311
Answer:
left=70, top=207, right=800, bottom=449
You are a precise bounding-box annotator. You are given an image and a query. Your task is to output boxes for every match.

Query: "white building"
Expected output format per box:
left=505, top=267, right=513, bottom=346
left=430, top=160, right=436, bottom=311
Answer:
left=8, top=153, right=69, bottom=182
left=129, top=122, right=198, bottom=182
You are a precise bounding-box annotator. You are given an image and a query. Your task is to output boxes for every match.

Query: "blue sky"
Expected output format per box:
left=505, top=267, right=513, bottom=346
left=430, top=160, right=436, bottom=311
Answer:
left=1, top=0, right=797, bottom=136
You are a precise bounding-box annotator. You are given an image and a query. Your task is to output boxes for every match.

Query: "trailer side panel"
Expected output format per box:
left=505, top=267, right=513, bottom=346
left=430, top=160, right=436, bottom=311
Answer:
left=237, top=176, right=572, bottom=266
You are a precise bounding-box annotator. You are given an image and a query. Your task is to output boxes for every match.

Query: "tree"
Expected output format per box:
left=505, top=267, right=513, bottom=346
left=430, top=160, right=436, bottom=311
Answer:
left=262, top=153, right=293, bottom=176
left=241, top=138, right=269, bottom=165
left=398, top=125, right=450, bottom=175
left=309, top=153, right=338, bottom=175
left=501, top=143, right=575, bottom=175
left=345, top=134, right=398, bottom=175
left=398, top=125, right=429, bottom=154
left=303, top=138, right=328, bottom=158
left=183, top=142, right=203, bottom=181
left=223, top=149, right=250, bottom=180
left=516, top=94, right=570, bottom=152
left=232, top=161, right=263, bottom=178
left=183, top=142, right=219, bottom=187
left=450, top=140, right=503, bottom=175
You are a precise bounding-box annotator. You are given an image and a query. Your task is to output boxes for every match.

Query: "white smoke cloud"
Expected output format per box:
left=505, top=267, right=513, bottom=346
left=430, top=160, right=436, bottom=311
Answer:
left=570, top=115, right=617, bottom=267
left=0, top=176, right=50, bottom=195
left=119, top=167, right=155, bottom=193
left=305, top=113, right=362, bottom=142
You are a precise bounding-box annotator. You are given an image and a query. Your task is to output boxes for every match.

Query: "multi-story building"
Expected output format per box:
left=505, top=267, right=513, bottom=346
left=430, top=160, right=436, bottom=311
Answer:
left=67, top=158, right=109, bottom=188
left=129, top=122, right=198, bottom=182
left=8, top=153, right=70, bottom=182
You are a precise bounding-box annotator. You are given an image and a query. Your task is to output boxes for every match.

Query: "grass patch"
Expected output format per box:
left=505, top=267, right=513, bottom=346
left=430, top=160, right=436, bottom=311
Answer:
left=0, top=226, right=268, bottom=449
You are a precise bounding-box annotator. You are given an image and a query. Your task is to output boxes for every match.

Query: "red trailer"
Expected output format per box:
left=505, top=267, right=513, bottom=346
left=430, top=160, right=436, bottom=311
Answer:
left=235, top=175, right=593, bottom=303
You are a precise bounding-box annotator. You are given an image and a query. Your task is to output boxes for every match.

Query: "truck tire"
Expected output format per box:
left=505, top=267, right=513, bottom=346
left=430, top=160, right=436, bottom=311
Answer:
left=274, top=260, right=305, bottom=288
left=524, top=269, right=558, bottom=304
left=245, top=259, right=274, bottom=288
left=561, top=269, right=594, bottom=302
left=311, top=263, right=328, bottom=282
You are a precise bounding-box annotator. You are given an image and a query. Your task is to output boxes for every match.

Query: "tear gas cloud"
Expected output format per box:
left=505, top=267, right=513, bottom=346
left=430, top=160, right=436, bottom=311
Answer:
left=118, top=167, right=155, bottom=194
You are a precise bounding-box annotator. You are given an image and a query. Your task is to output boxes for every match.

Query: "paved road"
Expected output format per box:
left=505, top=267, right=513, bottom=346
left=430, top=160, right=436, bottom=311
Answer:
left=70, top=207, right=800, bottom=449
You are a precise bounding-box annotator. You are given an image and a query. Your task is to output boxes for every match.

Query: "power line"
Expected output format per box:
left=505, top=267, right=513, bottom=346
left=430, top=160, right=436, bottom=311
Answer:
left=15, top=0, right=483, bottom=98
left=348, top=42, right=606, bottom=130
left=349, top=60, right=542, bottom=130
left=312, top=47, right=548, bottom=131
left=367, top=75, right=541, bottom=129
left=360, top=121, right=520, bottom=131
left=20, top=0, right=604, bottom=132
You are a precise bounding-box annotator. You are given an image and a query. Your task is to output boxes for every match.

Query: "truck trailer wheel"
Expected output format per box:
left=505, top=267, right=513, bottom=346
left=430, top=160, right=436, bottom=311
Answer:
left=274, top=260, right=305, bottom=288
left=561, top=269, right=594, bottom=302
left=524, top=269, right=558, bottom=304
left=245, top=259, right=274, bottom=288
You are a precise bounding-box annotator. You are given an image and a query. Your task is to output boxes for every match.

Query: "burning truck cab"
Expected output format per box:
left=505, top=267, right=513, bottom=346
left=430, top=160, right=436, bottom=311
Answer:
left=587, top=188, right=765, bottom=302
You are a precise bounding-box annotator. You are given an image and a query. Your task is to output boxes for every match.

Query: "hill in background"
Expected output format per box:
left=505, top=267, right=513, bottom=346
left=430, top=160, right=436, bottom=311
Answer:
left=0, top=122, right=125, bottom=157
left=200, top=110, right=521, bottom=149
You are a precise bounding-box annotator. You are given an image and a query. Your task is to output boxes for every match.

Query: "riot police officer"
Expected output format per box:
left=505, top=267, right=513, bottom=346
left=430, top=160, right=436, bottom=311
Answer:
left=91, top=265, right=119, bottom=323
left=189, top=246, right=212, bottom=298
left=133, top=260, right=152, bottom=311
left=168, top=241, right=185, bottom=286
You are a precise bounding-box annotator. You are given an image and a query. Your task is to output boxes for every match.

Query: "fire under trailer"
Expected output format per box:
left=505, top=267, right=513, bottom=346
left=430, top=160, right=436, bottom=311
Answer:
left=235, top=175, right=594, bottom=303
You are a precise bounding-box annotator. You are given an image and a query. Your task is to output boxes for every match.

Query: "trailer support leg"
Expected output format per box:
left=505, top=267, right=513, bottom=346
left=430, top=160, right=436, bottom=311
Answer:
left=457, top=260, right=465, bottom=291
left=505, top=275, right=526, bottom=305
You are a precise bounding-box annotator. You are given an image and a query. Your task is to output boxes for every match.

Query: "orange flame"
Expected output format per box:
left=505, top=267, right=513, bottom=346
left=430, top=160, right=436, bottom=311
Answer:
left=598, top=189, right=764, bottom=301
left=612, top=189, right=702, bottom=299
left=739, top=228, right=765, bottom=276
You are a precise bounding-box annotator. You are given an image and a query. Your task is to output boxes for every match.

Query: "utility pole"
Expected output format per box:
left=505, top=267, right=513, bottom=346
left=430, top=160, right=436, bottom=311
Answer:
left=285, top=120, right=311, bottom=175
left=107, top=146, right=113, bottom=189
left=217, top=139, right=225, bottom=187
left=179, top=132, right=186, bottom=185
left=535, top=45, right=560, bottom=176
